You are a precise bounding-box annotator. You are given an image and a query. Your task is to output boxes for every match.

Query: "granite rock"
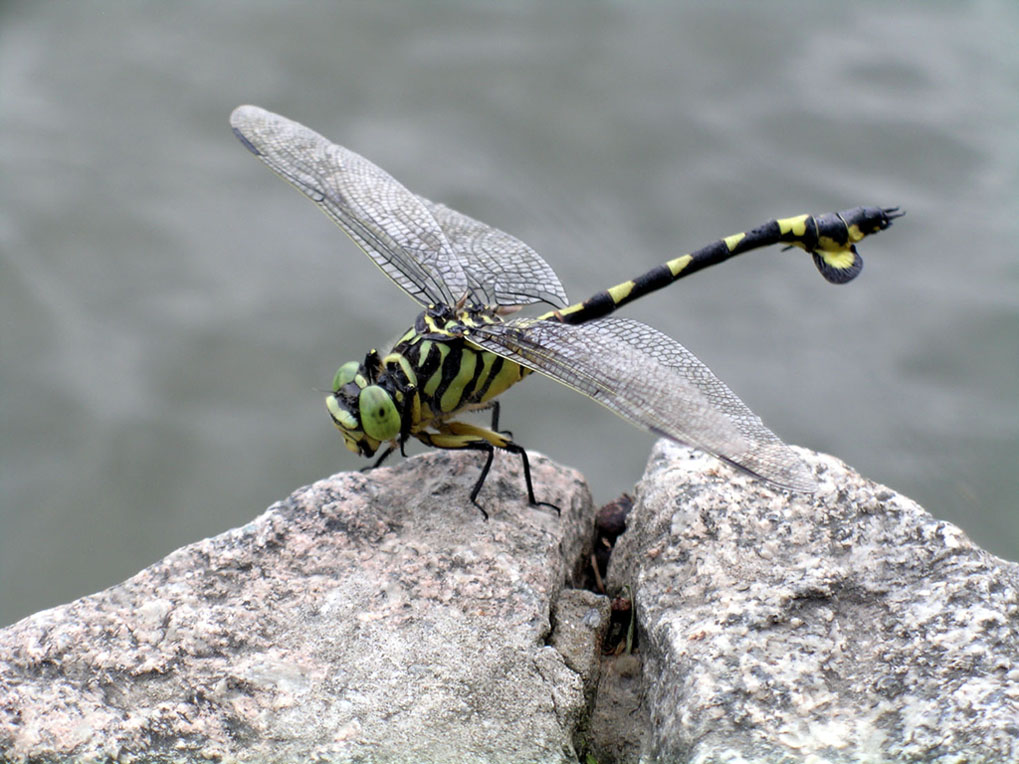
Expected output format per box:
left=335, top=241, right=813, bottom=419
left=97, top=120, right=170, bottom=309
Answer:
left=5, top=437, right=1016, bottom=763
left=0, top=449, right=599, bottom=763
left=608, top=441, right=1019, bottom=763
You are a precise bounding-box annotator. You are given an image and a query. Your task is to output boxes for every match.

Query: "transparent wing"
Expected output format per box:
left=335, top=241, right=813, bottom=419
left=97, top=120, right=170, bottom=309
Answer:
left=232, top=105, right=568, bottom=310
left=231, top=105, right=466, bottom=307
left=469, top=316, right=816, bottom=491
left=421, top=199, right=568, bottom=309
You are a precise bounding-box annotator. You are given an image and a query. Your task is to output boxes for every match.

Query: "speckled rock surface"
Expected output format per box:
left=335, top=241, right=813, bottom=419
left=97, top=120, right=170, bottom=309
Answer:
left=0, top=449, right=597, bottom=763
left=549, top=589, right=611, bottom=705
left=609, top=441, right=1019, bottom=764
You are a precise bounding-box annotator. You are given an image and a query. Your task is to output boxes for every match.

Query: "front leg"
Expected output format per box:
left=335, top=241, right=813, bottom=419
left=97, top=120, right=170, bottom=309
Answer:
left=362, top=445, right=396, bottom=472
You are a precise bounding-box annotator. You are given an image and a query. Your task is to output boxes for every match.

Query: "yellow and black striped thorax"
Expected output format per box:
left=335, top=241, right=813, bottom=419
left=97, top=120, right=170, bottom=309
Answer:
left=325, top=303, right=531, bottom=459
left=385, top=304, right=530, bottom=425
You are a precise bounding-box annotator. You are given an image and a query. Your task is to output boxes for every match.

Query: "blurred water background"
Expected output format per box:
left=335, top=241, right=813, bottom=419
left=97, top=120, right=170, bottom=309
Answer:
left=1, top=1, right=1016, bottom=627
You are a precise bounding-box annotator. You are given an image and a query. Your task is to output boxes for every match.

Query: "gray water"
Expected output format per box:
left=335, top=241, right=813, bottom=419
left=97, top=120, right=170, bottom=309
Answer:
left=1, top=1, right=1016, bottom=627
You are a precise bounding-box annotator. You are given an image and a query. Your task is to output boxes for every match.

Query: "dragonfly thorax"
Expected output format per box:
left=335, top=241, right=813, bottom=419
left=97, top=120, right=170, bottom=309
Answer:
left=324, top=303, right=529, bottom=460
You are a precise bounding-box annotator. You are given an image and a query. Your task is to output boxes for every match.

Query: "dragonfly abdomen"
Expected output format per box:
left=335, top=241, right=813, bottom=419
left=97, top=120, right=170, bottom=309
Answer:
left=548, top=206, right=901, bottom=326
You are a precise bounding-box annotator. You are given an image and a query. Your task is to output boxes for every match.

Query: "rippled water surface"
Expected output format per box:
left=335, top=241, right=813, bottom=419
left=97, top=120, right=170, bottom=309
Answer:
left=2, top=1, right=1017, bottom=626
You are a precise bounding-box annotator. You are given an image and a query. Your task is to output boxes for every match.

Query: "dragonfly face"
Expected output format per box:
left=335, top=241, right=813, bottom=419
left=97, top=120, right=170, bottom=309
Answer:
left=325, top=306, right=524, bottom=461
left=326, top=357, right=401, bottom=458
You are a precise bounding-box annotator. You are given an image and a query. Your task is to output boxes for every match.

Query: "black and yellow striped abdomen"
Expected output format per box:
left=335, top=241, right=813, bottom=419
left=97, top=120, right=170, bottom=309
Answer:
left=546, top=206, right=897, bottom=325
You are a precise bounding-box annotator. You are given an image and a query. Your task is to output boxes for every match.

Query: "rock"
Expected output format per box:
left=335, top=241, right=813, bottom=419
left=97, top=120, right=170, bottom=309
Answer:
left=0, top=448, right=599, bottom=763
left=586, top=651, right=646, bottom=764
left=608, top=441, right=1019, bottom=763
left=6, top=438, right=1016, bottom=763
left=549, top=589, right=611, bottom=706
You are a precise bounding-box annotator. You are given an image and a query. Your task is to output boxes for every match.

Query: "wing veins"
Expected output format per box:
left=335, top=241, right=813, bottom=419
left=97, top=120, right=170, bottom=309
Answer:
left=470, top=317, right=815, bottom=491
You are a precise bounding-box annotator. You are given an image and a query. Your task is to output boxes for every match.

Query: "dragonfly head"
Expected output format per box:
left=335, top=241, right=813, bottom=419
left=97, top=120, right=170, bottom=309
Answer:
left=326, top=359, right=401, bottom=458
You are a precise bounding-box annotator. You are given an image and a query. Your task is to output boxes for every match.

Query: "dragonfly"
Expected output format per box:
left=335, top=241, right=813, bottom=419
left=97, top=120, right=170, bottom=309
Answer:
left=230, top=105, right=901, bottom=517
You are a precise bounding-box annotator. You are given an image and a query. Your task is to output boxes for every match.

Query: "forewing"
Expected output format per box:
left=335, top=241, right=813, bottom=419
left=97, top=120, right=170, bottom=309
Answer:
left=230, top=105, right=466, bottom=306
left=421, top=198, right=569, bottom=309
left=469, top=316, right=816, bottom=491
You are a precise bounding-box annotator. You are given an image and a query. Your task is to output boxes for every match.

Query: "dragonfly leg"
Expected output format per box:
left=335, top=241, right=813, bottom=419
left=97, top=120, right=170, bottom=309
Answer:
left=490, top=402, right=514, bottom=439
left=458, top=440, right=559, bottom=518
left=461, top=441, right=495, bottom=521
left=501, top=442, right=560, bottom=516
left=419, top=421, right=558, bottom=517
left=476, top=401, right=512, bottom=438
left=361, top=444, right=396, bottom=472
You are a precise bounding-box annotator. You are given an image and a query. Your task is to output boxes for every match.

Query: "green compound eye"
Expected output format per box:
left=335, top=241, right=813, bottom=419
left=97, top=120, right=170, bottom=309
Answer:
left=359, top=385, right=400, bottom=441
left=332, top=361, right=361, bottom=392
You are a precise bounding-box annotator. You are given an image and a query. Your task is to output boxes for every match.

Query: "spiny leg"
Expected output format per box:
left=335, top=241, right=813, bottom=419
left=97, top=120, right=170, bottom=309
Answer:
left=362, top=445, right=396, bottom=472
left=421, top=421, right=559, bottom=517
left=476, top=401, right=511, bottom=438
left=502, top=442, right=560, bottom=515
left=461, top=441, right=495, bottom=520
left=459, top=441, right=559, bottom=519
